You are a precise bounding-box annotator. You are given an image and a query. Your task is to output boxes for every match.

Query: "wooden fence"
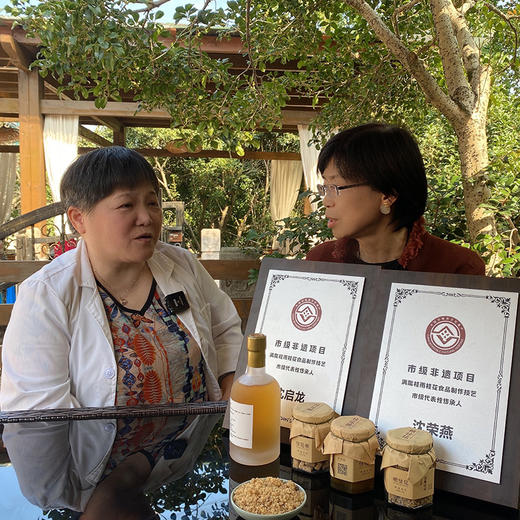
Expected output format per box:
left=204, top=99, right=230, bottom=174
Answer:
left=0, top=258, right=260, bottom=328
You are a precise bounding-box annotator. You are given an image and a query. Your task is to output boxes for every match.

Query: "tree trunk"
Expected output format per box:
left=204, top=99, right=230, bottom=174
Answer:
left=341, top=0, right=499, bottom=259
left=453, top=116, right=496, bottom=242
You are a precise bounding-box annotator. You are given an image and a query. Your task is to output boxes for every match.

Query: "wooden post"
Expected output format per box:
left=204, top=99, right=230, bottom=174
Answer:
left=302, top=178, right=312, bottom=216
left=113, top=126, right=126, bottom=146
left=18, top=69, right=46, bottom=214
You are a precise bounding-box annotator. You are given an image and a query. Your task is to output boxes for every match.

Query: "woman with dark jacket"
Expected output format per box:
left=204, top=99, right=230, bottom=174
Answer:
left=306, top=123, right=485, bottom=275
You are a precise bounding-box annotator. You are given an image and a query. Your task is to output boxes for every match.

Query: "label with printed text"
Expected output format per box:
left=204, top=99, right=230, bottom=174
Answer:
left=229, top=399, right=253, bottom=449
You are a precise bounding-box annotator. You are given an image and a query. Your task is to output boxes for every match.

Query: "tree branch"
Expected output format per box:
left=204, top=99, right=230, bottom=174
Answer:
left=483, top=1, right=518, bottom=67
left=430, top=0, right=474, bottom=113
left=476, top=63, right=492, bottom=119
left=446, top=0, right=480, bottom=95
left=135, top=0, right=173, bottom=13
left=505, top=216, right=520, bottom=248
left=343, top=0, right=462, bottom=121
left=460, top=1, right=475, bottom=16
left=391, top=0, right=421, bottom=36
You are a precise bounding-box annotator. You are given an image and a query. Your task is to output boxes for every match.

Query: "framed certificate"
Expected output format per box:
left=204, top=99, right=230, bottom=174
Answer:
left=357, top=270, right=520, bottom=508
left=235, top=258, right=380, bottom=425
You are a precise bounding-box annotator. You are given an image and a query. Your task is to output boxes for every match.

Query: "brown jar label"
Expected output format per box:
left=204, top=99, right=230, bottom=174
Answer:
left=331, top=454, right=375, bottom=482
left=291, top=436, right=328, bottom=463
left=384, top=467, right=434, bottom=500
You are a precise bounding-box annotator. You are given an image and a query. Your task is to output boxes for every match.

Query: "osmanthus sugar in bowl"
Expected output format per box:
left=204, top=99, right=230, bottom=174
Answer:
left=231, top=477, right=307, bottom=520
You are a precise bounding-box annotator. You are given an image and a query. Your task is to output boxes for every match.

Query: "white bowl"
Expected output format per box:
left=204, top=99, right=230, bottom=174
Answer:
left=230, top=478, right=307, bottom=520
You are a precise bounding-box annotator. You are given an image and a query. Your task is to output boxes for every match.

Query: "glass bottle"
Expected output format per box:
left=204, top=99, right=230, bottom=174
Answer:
left=229, top=333, right=281, bottom=465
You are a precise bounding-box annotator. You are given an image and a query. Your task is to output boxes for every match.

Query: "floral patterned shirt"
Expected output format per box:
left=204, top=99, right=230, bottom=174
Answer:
left=98, top=279, right=207, bottom=474
left=98, top=279, right=207, bottom=406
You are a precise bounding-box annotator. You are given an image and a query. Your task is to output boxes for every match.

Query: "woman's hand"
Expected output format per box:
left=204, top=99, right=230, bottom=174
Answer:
left=218, top=372, right=235, bottom=401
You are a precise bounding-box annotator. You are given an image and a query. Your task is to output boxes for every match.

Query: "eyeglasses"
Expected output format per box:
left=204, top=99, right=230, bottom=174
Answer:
left=316, top=182, right=368, bottom=198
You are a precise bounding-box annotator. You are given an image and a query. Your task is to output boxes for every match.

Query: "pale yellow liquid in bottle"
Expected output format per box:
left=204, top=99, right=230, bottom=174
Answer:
left=229, top=375, right=280, bottom=465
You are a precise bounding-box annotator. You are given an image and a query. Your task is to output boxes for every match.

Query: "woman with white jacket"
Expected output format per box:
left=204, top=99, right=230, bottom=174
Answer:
left=0, top=146, right=242, bottom=411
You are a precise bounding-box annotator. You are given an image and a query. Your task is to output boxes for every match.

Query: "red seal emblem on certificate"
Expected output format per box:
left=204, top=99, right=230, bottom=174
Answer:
left=291, top=297, right=322, bottom=331
left=425, top=315, right=466, bottom=355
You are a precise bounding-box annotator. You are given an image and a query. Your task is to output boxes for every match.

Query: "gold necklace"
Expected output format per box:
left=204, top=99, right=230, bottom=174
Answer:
left=94, top=263, right=147, bottom=307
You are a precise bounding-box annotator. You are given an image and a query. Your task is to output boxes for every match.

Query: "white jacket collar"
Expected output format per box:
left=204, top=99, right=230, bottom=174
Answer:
left=76, top=239, right=97, bottom=290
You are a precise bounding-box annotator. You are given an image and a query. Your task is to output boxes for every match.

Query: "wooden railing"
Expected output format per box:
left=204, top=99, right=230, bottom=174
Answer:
left=0, top=258, right=260, bottom=328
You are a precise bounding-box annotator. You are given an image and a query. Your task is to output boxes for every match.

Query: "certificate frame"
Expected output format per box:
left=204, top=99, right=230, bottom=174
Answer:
left=227, top=257, right=381, bottom=430
left=355, top=269, right=520, bottom=508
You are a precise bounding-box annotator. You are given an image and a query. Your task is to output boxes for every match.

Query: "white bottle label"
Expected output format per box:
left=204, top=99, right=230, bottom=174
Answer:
left=229, top=398, right=253, bottom=449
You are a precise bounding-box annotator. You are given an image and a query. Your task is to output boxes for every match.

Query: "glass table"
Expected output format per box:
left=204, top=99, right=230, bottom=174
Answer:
left=0, top=412, right=519, bottom=519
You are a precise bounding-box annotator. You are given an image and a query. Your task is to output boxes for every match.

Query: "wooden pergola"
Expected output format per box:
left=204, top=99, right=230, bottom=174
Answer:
left=0, top=17, right=320, bottom=214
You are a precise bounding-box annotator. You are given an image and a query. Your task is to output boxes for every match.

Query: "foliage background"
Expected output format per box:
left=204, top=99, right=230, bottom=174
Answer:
left=2, top=0, right=520, bottom=275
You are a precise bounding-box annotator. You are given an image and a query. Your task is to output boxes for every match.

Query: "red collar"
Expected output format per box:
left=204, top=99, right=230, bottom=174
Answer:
left=332, top=217, right=427, bottom=268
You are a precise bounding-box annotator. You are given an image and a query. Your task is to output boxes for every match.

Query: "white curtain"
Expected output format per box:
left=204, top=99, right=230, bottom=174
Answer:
left=270, top=160, right=303, bottom=223
left=43, top=115, right=79, bottom=201
left=270, top=160, right=302, bottom=252
left=298, top=124, right=321, bottom=211
left=0, top=153, right=17, bottom=224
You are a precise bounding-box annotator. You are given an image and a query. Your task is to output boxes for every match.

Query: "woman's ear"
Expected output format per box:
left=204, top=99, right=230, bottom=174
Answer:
left=67, top=206, right=87, bottom=235
left=381, top=192, right=398, bottom=208
left=379, top=192, right=398, bottom=215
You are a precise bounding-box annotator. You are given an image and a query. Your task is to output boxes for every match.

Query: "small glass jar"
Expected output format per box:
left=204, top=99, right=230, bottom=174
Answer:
left=323, top=415, right=379, bottom=494
left=290, top=402, right=336, bottom=474
left=381, top=427, right=436, bottom=510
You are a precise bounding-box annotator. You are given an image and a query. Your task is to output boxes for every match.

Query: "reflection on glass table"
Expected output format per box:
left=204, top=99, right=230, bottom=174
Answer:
left=1, top=414, right=520, bottom=520
left=1, top=414, right=225, bottom=519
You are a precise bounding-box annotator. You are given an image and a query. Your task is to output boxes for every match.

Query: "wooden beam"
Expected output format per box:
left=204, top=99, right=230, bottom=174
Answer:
left=1, top=144, right=302, bottom=161
left=0, top=258, right=260, bottom=284
left=0, top=32, right=32, bottom=71
left=98, top=116, right=124, bottom=133
left=1, top=98, right=317, bottom=126
left=199, top=259, right=260, bottom=280
left=18, top=69, right=46, bottom=214
left=78, top=147, right=301, bottom=161
left=0, top=202, right=65, bottom=240
left=44, top=78, right=124, bottom=132
left=0, top=97, right=18, bottom=115
left=0, top=304, right=13, bottom=327
left=40, top=99, right=317, bottom=125
left=78, top=125, right=112, bottom=147
left=41, top=99, right=171, bottom=118
left=0, top=145, right=18, bottom=152
left=0, top=261, right=46, bottom=282
left=0, top=71, right=19, bottom=83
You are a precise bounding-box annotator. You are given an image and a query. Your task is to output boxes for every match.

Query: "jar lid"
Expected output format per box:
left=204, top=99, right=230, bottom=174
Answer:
left=385, top=427, right=433, bottom=454
left=330, top=415, right=375, bottom=442
left=292, top=402, right=335, bottom=424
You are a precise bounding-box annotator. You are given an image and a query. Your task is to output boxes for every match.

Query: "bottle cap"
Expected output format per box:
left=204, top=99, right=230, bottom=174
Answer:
left=330, top=415, right=375, bottom=442
left=247, top=333, right=266, bottom=352
left=247, top=333, right=266, bottom=368
left=385, top=427, right=433, bottom=454
left=292, top=402, right=335, bottom=424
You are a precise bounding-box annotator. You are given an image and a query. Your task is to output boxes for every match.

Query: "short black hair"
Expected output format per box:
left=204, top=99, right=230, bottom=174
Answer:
left=317, top=123, right=427, bottom=231
left=60, top=146, right=160, bottom=211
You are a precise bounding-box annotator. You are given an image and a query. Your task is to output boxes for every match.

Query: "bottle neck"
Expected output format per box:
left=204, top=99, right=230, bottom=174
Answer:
left=247, top=350, right=265, bottom=369
left=246, top=366, right=266, bottom=376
